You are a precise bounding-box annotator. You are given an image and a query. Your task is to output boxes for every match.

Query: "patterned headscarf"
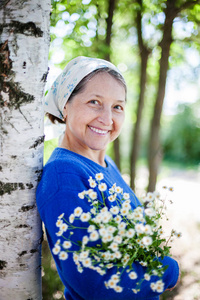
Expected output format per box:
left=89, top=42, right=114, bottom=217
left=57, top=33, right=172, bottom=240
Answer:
left=44, top=56, right=125, bottom=120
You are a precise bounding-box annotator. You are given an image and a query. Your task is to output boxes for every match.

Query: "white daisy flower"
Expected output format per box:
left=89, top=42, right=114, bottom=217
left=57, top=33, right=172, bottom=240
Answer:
left=139, top=261, right=147, bottom=267
left=153, top=191, right=160, bottom=199
left=118, top=229, right=126, bottom=236
left=60, top=223, right=68, bottom=232
left=56, top=230, right=63, bottom=237
left=144, top=273, right=151, bottom=281
left=126, top=228, right=135, bottom=238
left=132, top=289, right=138, bottom=294
left=146, top=192, right=155, bottom=202
left=82, top=257, right=92, bottom=267
left=90, top=230, right=99, bottom=241
left=115, top=186, right=122, bottom=194
left=63, top=241, right=72, bottom=249
left=135, top=224, right=144, bottom=234
left=88, top=178, right=97, bottom=188
left=107, top=233, right=114, bottom=242
left=114, top=215, right=122, bottom=224
left=107, top=279, right=117, bottom=288
left=82, top=235, right=89, bottom=245
left=114, top=251, right=122, bottom=259
left=52, top=244, right=61, bottom=255
left=122, top=201, right=131, bottom=210
left=114, top=286, right=123, bottom=293
left=109, top=242, right=118, bottom=252
left=109, top=183, right=116, bottom=194
left=95, top=173, right=104, bottom=180
left=114, top=235, right=122, bottom=244
left=101, top=207, right=108, bottom=213
left=175, top=231, right=182, bottom=238
left=129, top=271, right=137, bottom=280
left=88, top=225, right=96, bottom=233
left=78, top=191, right=85, bottom=199
left=99, top=227, right=108, bottom=237
left=90, top=191, right=97, bottom=200
left=111, top=274, right=120, bottom=283
left=98, top=183, right=107, bottom=192
left=120, top=207, right=129, bottom=216
left=110, top=206, right=119, bottom=215
left=144, top=224, right=153, bottom=235
left=102, top=212, right=112, bottom=223
left=73, top=253, right=79, bottom=263
left=69, top=214, right=75, bottom=223
left=80, top=212, right=91, bottom=222
left=145, top=208, right=156, bottom=217
left=56, top=219, right=63, bottom=227
left=74, top=207, right=83, bottom=217
left=80, top=250, right=89, bottom=260
left=108, top=194, right=116, bottom=202
left=59, top=251, right=68, bottom=260
left=58, top=213, right=64, bottom=219
left=123, top=193, right=130, bottom=200
left=150, top=282, right=157, bottom=292
left=107, top=226, right=117, bottom=234
left=90, top=207, right=96, bottom=215
left=132, top=212, right=143, bottom=221
left=118, top=222, right=127, bottom=230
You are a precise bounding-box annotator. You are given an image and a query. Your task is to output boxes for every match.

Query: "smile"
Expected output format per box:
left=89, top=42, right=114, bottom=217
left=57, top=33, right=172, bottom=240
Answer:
left=89, top=126, right=109, bottom=135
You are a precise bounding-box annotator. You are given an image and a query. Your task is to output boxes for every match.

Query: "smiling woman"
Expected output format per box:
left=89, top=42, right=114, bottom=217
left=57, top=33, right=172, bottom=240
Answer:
left=36, top=56, right=179, bottom=300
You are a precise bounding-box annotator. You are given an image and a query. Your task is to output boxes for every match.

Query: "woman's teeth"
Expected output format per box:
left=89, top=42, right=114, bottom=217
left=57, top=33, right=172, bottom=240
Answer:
left=90, top=126, right=108, bottom=134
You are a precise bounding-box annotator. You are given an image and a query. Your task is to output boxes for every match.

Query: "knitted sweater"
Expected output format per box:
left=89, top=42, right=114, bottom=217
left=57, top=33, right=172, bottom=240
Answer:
left=36, top=148, right=179, bottom=300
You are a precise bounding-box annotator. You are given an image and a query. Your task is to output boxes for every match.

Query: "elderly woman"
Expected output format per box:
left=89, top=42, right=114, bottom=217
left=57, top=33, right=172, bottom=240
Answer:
left=36, top=56, right=179, bottom=300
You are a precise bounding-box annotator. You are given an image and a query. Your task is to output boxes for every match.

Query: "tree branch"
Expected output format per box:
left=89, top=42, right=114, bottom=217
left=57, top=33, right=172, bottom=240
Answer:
left=178, top=0, right=200, bottom=13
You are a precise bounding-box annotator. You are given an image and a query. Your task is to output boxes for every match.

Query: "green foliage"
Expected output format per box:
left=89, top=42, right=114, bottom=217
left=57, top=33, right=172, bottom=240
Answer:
left=44, top=138, right=58, bottom=165
left=42, top=240, right=65, bottom=300
left=162, top=101, right=200, bottom=164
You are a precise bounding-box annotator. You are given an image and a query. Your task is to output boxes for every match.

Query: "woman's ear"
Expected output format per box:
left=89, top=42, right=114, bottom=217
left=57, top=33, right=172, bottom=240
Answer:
left=63, top=104, right=67, bottom=121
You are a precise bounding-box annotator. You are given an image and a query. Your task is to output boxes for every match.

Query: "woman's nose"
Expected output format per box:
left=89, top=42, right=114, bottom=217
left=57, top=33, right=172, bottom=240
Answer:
left=97, top=108, right=113, bottom=126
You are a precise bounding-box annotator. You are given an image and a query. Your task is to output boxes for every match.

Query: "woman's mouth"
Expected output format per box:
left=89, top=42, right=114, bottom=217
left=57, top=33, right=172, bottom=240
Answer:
left=89, top=126, right=109, bottom=135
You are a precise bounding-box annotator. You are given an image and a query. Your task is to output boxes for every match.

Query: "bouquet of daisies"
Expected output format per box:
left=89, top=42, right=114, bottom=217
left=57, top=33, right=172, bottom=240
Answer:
left=52, top=173, right=181, bottom=294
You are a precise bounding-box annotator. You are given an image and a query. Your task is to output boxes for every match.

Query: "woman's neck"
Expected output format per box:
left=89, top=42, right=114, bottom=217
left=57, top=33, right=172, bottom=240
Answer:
left=60, top=134, right=107, bottom=167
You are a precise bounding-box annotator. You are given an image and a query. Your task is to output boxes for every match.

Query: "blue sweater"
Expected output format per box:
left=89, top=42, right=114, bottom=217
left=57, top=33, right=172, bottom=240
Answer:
left=36, top=148, right=179, bottom=300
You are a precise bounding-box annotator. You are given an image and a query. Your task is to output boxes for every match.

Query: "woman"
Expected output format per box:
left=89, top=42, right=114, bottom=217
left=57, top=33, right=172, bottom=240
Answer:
left=36, top=56, right=179, bottom=300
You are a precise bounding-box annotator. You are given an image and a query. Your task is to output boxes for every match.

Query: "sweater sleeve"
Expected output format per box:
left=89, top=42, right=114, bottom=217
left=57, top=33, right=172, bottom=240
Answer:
left=36, top=162, right=179, bottom=300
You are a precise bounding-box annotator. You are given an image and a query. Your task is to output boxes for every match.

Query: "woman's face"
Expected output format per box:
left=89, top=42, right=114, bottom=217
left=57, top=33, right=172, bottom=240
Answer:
left=63, top=72, right=126, bottom=155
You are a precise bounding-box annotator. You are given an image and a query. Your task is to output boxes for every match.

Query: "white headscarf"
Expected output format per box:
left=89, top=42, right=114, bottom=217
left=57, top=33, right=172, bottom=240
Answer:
left=44, top=56, right=125, bottom=120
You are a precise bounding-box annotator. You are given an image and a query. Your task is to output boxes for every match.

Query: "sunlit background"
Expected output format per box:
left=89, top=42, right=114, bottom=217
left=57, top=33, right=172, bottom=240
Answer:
left=42, top=1, right=200, bottom=299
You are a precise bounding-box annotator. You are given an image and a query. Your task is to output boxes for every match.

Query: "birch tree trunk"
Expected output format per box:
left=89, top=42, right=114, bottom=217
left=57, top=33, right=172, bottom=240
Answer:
left=0, top=1, right=50, bottom=299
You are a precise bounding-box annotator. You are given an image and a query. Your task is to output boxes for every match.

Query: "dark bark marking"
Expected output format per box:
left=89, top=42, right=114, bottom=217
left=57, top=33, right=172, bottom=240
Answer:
left=18, top=251, right=27, bottom=257
left=0, top=166, right=2, bottom=172
left=0, top=182, right=34, bottom=196
left=19, top=204, right=35, bottom=212
left=41, top=67, right=49, bottom=82
left=0, top=40, right=35, bottom=110
left=0, top=260, right=7, bottom=270
left=0, top=182, right=24, bottom=195
left=15, top=224, right=30, bottom=229
left=29, top=135, right=45, bottom=149
left=30, top=249, right=38, bottom=254
left=0, top=21, right=43, bottom=37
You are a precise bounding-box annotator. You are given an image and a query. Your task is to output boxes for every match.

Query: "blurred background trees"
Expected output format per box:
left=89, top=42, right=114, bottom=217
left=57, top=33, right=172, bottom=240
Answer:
left=47, top=0, right=200, bottom=191
left=42, top=0, right=200, bottom=298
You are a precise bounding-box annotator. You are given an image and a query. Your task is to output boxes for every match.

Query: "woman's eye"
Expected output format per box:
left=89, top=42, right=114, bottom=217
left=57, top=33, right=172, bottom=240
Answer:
left=89, top=100, right=99, bottom=105
left=114, top=105, right=123, bottom=111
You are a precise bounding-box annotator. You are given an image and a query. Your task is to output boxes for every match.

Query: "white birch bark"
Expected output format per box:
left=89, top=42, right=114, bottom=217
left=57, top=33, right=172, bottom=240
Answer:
left=0, top=1, right=50, bottom=299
